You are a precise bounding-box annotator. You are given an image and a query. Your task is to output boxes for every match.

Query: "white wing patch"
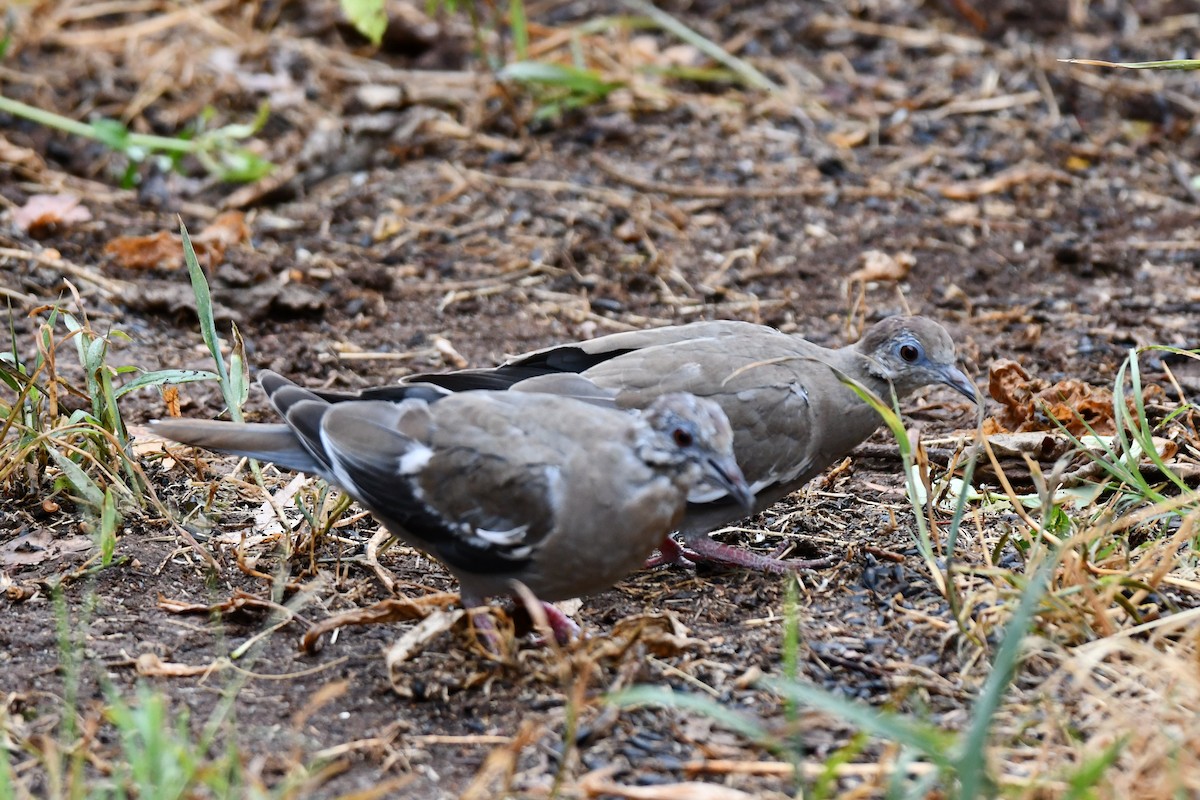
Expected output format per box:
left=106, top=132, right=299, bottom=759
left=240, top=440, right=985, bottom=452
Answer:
left=397, top=444, right=434, bottom=475
left=474, top=525, right=530, bottom=546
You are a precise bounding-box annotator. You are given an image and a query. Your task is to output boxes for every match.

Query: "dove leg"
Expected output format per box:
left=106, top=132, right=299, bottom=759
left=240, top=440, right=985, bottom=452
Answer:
left=677, top=532, right=843, bottom=573
left=539, top=603, right=581, bottom=644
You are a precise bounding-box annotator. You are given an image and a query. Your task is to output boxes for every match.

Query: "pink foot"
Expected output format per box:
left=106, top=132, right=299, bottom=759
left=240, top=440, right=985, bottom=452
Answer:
left=643, top=537, right=696, bottom=569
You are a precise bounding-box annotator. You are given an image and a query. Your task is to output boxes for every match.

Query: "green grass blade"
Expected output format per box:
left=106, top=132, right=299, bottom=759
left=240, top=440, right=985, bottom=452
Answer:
left=620, top=0, right=781, bottom=92
left=759, top=677, right=956, bottom=769
left=1060, top=58, right=1200, bottom=70
left=499, top=61, right=621, bottom=94
left=610, top=685, right=775, bottom=746
left=955, top=555, right=1056, bottom=797
left=509, top=0, right=528, bottom=61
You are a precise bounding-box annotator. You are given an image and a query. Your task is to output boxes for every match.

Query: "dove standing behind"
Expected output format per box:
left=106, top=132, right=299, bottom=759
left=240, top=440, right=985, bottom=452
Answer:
left=312, top=316, right=977, bottom=573
left=152, top=373, right=752, bottom=641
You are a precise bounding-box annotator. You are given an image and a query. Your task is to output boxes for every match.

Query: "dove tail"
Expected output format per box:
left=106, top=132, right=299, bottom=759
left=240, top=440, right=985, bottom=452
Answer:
left=150, top=419, right=325, bottom=476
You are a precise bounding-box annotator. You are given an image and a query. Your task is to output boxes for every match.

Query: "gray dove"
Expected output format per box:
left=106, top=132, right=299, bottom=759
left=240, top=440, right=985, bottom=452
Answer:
left=151, top=372, right=752, bottom=642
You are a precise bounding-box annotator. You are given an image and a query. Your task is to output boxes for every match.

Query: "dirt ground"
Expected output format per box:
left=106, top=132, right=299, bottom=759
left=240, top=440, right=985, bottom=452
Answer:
left=3, top=0, right=1200, bottom=797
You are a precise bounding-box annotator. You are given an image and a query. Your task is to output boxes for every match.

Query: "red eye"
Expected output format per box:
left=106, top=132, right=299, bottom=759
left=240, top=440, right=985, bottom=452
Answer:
left=672, top=428, right=694, bottom=447
left=900, top=344, right=919, bottom=363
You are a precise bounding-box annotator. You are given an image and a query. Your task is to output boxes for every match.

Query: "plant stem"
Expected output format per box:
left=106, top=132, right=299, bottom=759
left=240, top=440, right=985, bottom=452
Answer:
left=0, top=94, right=198, bottom=154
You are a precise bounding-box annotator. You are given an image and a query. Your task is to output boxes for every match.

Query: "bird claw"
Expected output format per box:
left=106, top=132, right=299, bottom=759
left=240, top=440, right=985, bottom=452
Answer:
left=643, top=536, right=697, bottom=569
left=529, top=602, right=582, bottom=646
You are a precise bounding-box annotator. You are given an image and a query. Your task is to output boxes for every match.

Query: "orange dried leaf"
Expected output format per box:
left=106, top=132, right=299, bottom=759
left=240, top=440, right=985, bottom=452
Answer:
left=104, top=211, right=249, bottom=270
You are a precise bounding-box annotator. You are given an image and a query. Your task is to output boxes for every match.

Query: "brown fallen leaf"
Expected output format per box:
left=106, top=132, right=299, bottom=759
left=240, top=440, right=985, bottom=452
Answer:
left=104, top=211, right=250, bottom=270
left=158, top=589, right=275, bottom=617
left=584, top=610, right=705, bottom=661
left=11, top=194, right=92, bottom=237
left=1, top=529, right=93, bottom=568
left=984, top=359, right=1156, bottom=436
left=302, top=592, right=461, bottom=653
left=136, top=652, right=222, bottom=678
left=970, top=430, right=1180, bottom=487
left=386, top=608, right=469, bottom=694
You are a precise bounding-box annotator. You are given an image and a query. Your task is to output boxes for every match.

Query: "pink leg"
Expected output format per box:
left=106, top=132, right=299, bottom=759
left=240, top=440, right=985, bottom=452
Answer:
left=677, top=533, right=843, bottom=574
left=540, top=602, right=581, bottom=644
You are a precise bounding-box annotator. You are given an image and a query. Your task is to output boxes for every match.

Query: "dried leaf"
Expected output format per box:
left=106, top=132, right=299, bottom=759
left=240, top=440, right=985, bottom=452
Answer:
left=303, top=593, right=461, bottom=653
left=986, top=359, right=1130, bottom=435
left=0, top=529, right=92, bottom=567
left=12, top=194, right=91, bottom=236
left=136, top=653, right=220, bottom=677
left=104, top=211, right=249, bottom=270
left=158, top=589, right=274, bottom=617
left=846, top=250, right=915, bottom=285
left=585, top=610, right=704, bottom=660
left=386, top=608, right=466, bottom=692
left=162, top=385, right=181, bottom=417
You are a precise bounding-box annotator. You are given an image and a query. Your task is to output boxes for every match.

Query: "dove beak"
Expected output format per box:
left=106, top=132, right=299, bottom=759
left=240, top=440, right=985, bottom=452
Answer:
left=706, top=455, right=755, bottom=511
left=939, top=364, right=979, bottom=404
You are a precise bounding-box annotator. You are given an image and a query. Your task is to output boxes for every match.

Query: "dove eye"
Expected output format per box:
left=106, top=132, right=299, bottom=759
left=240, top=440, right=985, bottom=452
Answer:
left=672, top=428, right=694, bottom=447
left=899, top=344, right=921, bottom=363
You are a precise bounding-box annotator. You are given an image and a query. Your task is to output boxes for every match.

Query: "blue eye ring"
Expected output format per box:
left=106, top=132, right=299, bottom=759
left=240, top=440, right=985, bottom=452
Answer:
left=899, top=344, right=921, bottom=363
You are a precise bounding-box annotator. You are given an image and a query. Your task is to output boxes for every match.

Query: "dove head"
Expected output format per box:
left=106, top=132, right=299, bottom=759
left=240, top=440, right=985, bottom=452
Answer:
left=639, top=393, right=754, bottom=510
left=857, top=316, right=977, bottom=402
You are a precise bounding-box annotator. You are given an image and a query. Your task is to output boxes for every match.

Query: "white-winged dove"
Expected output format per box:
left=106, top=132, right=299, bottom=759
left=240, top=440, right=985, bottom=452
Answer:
left=151, top=372, right=752, bottom=642
left=316, top=316, right=977, bottom=573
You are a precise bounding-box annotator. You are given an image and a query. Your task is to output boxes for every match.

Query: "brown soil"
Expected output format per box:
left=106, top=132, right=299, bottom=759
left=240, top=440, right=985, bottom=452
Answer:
left=2, top=1, right=1199, bottom=797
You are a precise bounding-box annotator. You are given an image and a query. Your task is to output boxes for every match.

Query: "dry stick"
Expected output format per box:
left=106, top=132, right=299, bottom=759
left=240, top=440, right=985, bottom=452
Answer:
left=809, top=13, right=987, bottom=54
left=46, top=0, right=243, bottom=48
left=0, top=247, right=131, bottom=298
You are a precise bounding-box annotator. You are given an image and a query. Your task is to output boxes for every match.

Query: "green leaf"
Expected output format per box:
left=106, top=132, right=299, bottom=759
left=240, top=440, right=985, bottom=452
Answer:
left=91, top=118, right=132, bottom=152
left=114, top=369, right=219, bottom=399
left=99, top=488, right=120, bottom=566
left=215, top=148, right=274, bottom=183
left=340, top=0, right=388, bottom=44
left=46, top=448, right=105, bottom=511
left=499, top=61, right=621, bottom=95
left=228, top=322, right=250, bottom=413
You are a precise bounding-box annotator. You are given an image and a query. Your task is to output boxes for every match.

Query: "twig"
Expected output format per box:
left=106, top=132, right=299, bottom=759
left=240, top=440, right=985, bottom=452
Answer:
left=0, top=246, right=131, bottom=297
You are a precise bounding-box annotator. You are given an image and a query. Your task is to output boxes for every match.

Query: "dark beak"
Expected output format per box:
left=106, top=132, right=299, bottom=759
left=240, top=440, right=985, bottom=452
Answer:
left=939, top=364, right=979, bottom=404
left=707, top=455, right=755, bottom=511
